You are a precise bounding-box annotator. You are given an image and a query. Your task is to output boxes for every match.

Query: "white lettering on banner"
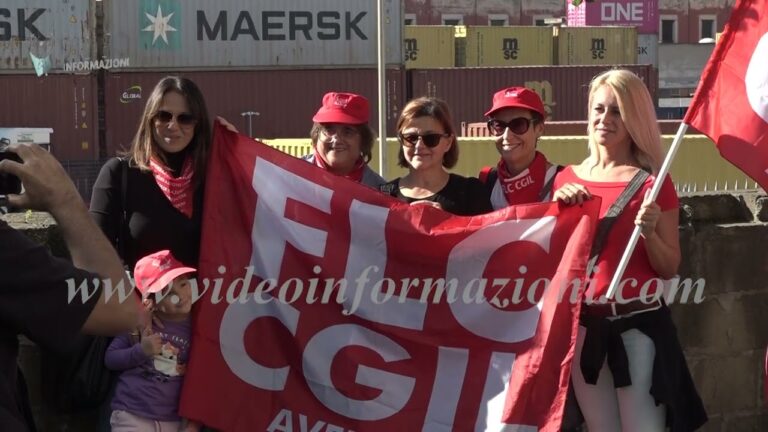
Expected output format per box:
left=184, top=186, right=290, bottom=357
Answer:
left=251, top=158, right=332, bottom=280
left=220, top=297, right=299, bottom=391
left=601, top=2, right=643, bottom=22
left=477, top=352, right=518, bottom=432
left=342, top=200, right=428, bottom=329
left=266, top=409, right=356, bottom=432
left=303, top=324, right=416, bottom=421
left=423, top=347, right=469, bottom=431
left=447, top=217, right=555, bottom=343
left=219, top=159, right=551, bottom=428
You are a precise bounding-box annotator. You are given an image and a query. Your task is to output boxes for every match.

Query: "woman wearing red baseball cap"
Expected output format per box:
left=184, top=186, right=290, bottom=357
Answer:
left=479, top=86, right=561, bottom=209
left=304, top=92, right=385, bottom=188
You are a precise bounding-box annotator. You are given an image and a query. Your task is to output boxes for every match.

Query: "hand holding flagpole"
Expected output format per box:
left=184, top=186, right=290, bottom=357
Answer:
left=605, top=123, right=688, bottom=299
left=607, top=0, right=768, bottom=299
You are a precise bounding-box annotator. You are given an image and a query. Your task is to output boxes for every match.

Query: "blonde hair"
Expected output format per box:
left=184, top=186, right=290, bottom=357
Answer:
left=586, top=69, right=662, bottom=174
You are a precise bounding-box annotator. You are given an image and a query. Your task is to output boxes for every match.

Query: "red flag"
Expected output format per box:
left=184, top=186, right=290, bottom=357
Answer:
left=684, top=0, right=768, bottom=190
left=179, top=124, right=600, bottom=431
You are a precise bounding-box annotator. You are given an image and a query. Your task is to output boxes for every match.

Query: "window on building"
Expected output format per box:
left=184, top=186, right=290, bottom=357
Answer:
left=700, top=15, right=716, bottom=40
left=660, top=16, right=678, bottom=43
left=442, top=14, right=464, bottom=26
left=488, top=14, right=509, bottom=26
left=533, top=15, right=554, bottom=26
left=404, top=14, right=416, bottom=26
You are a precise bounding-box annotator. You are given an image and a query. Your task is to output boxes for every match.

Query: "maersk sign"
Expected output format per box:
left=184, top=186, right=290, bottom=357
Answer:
left=0, top=0, right=95, bottom=72
left=105, top=0, right=402, bottom=68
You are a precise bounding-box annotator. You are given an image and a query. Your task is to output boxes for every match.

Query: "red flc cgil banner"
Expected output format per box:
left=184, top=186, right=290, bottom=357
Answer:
left=179, top=124, right=600, bottom=431
left=684, top=0, right=768, bottom=190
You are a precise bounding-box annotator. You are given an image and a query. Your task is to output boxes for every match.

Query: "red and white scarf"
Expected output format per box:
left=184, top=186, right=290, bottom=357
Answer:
left=313, top=150, right=366, bottom=183
left=494, top=151, right=548, bottom=206
left=149, top=157, right=194, bottom=218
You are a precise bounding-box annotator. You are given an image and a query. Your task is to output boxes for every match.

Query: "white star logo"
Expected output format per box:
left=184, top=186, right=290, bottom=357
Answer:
left=142, top=5, right=177, bottom=45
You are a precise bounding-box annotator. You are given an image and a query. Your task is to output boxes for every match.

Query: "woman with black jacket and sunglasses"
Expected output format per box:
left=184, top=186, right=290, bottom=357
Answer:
left=85, top=76, right=211, bottom=431
left=479, top=86, right=561, bottom=209
left=379, top=97, right=492, bottom=216
left=90, top=76, right=211, bottom=271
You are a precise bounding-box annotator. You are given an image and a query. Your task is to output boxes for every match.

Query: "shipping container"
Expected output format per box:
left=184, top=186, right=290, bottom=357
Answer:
left=556, top=26, right=637, bottom=65
left=408, top=65, right=656, bottom=124
left=0, top=74, right=100, bottom=198
left=567, top=0, right=659, bottom=34
left=103, top=0, right=402, bottom=69
left=0, top=74, right=98, bottom=159
left=103, top=68, right=406, bottom=154
left=0, top=0, right=96, bottom=73
left=454, top=25, right=467, bottom=67
left=637, top=34, right=658, bottom=68
left=403, top=26, right=455, bottom=69
left=465, top=26, right=553, bottom=67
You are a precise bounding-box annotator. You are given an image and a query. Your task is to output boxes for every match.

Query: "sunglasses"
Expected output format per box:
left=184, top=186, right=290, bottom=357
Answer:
left=398, top=133, right=450, bottom=148
left=487, top=117, right=535, bottom=136
left=154, top=110, right=197, bottom=126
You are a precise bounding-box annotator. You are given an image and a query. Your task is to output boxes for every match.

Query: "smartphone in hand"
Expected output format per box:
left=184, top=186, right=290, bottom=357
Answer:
left=0, top=151, right=22, bottom=195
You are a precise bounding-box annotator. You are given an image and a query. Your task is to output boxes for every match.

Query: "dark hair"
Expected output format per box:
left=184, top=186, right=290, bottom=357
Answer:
left=309, top=122, right=376, bottom=163
left=127, top=76, right=212, bottom=188
left=396, top=97, right=459, bottom=169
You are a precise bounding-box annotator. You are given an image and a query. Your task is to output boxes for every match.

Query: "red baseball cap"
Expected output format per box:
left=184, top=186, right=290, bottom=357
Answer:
left=484, top=87, right=546, bottom=118
left=312, top=92, right=369, bottom=125
left=133, top=250, right=196, bottom=297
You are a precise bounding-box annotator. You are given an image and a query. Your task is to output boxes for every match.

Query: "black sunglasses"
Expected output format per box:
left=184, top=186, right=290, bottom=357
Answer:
left=398, top=133, right=450, bottom=148
left=155, top=110, right=197, bottom=126
left=487, top=117, right=534, bottom=136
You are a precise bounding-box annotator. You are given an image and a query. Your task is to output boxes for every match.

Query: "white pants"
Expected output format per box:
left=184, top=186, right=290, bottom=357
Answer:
left=572, top=326, right=666, bottom=432
left=110, top=409, right=182, bottom=432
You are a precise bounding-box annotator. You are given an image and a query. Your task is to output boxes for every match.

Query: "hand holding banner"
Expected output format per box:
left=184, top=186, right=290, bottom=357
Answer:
left=179, top=124, right=600, bottom=431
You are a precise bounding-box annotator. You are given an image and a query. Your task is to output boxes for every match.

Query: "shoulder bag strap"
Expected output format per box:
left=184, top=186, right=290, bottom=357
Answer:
left=537, top=164, right=563, bottom=202
left=589, top=170, right=650, bottom=263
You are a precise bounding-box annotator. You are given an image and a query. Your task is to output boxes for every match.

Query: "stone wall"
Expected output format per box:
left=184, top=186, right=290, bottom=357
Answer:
left=4, top=192, right=768, bottom=431
left=675, top=193, right=768, bottom=431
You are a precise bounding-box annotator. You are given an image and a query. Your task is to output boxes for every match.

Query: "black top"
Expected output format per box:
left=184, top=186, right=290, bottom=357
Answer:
left=380, top=173, right=493, bottom=216
left=89, top=157, right=203, bottom=269
left=0, top=221, right=100, bottom=431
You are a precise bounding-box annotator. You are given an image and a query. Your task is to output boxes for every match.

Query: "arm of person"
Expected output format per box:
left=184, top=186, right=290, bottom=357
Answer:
left=104, top=333, right=150, bottom=371
left=0, top=144, right=141, bottom=336
left=89, top=157, right=123, bottom=248
left=637, top=203, right=681, bottom=279
left=56, top=200, right=142, bottom=334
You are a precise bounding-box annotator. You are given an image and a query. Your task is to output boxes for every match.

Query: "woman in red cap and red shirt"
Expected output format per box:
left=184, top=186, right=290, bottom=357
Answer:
left=304, top=92, right=385, bottom=188
left=480, top=86, right=560, bottom=209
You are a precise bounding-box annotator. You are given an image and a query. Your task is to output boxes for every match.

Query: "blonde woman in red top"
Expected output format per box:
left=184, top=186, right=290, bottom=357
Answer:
left=552, top=69, right=706, bottom=431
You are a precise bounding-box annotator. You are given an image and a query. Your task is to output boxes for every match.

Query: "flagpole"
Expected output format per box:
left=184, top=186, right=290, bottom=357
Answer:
left=376, top=0, right=388, bottom=177
left=605, top=122, right=689, bottom=300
